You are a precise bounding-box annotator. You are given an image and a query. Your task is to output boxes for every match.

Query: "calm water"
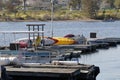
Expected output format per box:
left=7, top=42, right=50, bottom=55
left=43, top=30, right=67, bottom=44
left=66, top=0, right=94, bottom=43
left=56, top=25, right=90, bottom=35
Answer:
left=0, top=21, right=120, bottom=80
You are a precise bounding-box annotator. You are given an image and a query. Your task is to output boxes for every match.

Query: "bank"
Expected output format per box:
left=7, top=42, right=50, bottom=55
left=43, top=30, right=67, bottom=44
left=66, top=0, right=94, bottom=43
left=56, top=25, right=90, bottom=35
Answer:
left=0, top=10, right=120, bottom=22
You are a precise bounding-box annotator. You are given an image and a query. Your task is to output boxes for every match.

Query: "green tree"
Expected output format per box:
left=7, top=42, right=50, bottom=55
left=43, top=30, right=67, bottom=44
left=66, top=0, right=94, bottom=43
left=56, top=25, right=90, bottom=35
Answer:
left=114, top=0, right=120, bottom=8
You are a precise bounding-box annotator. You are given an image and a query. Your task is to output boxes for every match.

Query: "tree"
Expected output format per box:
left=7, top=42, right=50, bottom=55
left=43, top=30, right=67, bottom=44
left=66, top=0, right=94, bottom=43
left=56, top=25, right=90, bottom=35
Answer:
left=106, top=0, right=114, bottom=8
left=5, top=0, right=22, bottom=18
left=0, top=0, right=4, bottom=10
left=23, top=0, right=27, bottom=11
left=69, top=0, right=81, bottom=10
left=114, top=0, right=120, bottom=8
left=101, top=0, right=115, bottom=9
left=81, top=0, right=99, bottom=18
left=5, top=0, right=22, bottom=12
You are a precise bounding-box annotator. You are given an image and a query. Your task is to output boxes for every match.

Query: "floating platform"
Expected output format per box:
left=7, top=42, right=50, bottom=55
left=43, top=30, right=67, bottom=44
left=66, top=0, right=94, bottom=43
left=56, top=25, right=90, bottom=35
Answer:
left=51, top=44, right=97, bottom=54
left=4, top=63, right=100, bottom=80
left=104, top=38, right=120, bottom=44
left=88, top=37, right=120, bottom=48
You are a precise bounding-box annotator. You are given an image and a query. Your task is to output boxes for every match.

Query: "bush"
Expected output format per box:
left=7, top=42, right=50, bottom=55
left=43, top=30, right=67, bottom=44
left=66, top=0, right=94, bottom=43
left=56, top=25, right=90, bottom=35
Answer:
left=41, top=14, right=51, bottom=21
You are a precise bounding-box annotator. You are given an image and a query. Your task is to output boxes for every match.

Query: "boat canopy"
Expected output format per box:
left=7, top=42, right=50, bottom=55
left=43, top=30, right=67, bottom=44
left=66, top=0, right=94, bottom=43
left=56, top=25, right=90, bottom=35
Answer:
left=0, top=31, right=44, bottom=34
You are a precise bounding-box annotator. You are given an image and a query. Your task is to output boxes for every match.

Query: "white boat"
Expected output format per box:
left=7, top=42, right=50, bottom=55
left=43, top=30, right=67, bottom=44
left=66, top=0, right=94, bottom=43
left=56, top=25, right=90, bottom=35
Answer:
left=0, top=49, right=63, bottom=65
left=0, top=57, right=18, bottom=65
left=19, top=50, right=63, bottom=64
left=14, top=37, right=57, bottom=47
left=14, top=34, right=87, bottom=48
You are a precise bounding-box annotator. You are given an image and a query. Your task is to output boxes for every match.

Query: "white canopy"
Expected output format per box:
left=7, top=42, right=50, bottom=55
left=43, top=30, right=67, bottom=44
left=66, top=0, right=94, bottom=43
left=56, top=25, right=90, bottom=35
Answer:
left=0, top=31, right=44, bottom=34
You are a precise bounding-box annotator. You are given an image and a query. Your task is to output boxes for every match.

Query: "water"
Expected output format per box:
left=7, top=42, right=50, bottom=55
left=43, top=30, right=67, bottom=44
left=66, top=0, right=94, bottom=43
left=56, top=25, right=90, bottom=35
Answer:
left=80, top=46, right=120, bottom=80
left=0, top=21, right=120, bottom=80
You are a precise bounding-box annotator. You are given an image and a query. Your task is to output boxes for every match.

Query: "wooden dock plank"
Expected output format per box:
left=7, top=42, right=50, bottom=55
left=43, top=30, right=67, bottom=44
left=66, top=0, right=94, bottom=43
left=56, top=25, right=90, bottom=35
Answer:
left=5, top=65, right=81, bottom=77
left=4, top=63, right=100, bottom=80
left=6, top=67, right=78, bottom=74
left=20, top=63, right=94, bottom=69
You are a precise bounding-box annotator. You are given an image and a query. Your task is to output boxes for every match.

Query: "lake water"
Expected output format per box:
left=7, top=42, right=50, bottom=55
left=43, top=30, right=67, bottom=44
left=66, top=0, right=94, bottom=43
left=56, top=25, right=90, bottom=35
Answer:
left=0, top=21, right=120, bottom=80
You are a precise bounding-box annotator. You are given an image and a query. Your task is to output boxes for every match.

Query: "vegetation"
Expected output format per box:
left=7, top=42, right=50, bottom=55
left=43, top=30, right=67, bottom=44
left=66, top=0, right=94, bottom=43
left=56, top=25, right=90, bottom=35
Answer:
left=81, top=0, right=99, bottom=18
left=0, top=0, right=120, bottom=21
left=114, top=0, right=120, bottom=8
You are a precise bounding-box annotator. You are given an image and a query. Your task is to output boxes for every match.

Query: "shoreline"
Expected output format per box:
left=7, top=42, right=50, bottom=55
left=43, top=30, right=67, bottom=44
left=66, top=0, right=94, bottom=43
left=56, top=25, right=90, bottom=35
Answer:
left=0, top=18, right=102, bottom=22
left=1, top=17, right=119, bottom=22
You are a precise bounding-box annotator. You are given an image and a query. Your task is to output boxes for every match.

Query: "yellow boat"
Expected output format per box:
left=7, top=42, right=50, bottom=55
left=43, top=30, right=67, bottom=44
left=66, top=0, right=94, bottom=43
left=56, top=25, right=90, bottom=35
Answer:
left=52, top=37, right=76, bottom=45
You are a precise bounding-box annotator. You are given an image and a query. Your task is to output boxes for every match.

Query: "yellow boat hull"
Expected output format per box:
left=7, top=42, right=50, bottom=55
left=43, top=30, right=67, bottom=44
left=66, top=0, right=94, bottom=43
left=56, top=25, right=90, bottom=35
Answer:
left=53, top=37, right=76, bottom=45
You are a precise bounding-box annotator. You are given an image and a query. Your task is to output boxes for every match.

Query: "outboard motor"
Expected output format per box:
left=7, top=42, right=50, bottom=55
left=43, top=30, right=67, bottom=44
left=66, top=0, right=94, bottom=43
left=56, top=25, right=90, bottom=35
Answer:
left=73, top=35, right=87, bottom=44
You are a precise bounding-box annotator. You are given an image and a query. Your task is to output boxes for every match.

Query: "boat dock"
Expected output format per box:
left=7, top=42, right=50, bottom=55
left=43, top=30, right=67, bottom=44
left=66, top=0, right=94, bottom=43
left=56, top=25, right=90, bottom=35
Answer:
left=1, top=37, right=120, bottom=80
left=1, top=24, right=120, bottom=80
left=88, top=37, right=120, bottom=47
left=52, top=44, right=97, bottom=53
left=4, top=63, right=100, bottom=80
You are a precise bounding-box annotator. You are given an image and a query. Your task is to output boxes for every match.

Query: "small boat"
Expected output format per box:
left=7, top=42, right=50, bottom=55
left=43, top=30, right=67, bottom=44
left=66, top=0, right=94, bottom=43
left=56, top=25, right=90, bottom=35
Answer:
left=14, top=34, right=87, bottom=48
left=0, top=49, right=64, bottom=65
left=102, top=18, right=115, bottom=22
left=0, top=56, right=18, bottom=65
left=0, top=30, right=64, bottom=65
left=19, top=49, right=63, bottom=64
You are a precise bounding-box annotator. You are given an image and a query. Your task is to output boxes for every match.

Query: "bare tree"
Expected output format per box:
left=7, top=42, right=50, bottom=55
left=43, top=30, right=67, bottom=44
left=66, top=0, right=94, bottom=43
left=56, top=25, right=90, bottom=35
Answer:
left=5, top=0, right=22, bottom=18
left=0, top=0, right=4, bottom=10
left=114, top=0, right=120, bottom=8
left=23, top=0, right=27, bottom=11
left=69, top=0, right=81, bottom=10
left=81, top=0, right=99, bottom=18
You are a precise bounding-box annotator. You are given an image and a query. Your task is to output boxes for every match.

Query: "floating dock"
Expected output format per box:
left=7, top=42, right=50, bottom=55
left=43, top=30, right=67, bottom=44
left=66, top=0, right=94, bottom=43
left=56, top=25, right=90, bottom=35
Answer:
left=51, top=44, right=97, bottom=54
left=4, top=63, right=100, bottom=80
left=88, top=37, right=120, bottom=48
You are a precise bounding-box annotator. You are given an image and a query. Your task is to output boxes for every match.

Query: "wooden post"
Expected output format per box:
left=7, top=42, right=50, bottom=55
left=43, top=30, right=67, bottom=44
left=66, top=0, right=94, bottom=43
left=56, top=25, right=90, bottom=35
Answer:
left=1, top=66, right=9, bottom=80
left=41, top=25, right=44, bottom=47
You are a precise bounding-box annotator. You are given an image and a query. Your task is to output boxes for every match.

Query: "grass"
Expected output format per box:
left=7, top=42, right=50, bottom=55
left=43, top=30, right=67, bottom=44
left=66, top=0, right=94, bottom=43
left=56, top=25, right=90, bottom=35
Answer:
left=0, top=9, right=120, bottom=21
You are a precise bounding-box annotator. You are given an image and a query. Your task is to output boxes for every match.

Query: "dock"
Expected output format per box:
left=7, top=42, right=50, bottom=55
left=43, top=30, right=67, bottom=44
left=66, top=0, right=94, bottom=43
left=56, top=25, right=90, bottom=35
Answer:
left=87, top=37, right=120, bottom=48
left=1, top=24, right=120, bottom=80
left=51, top=44, right=97, bottom=54
left=104, top=37, right=120, bottom=45
left=4, top=63, right=100, bottom=80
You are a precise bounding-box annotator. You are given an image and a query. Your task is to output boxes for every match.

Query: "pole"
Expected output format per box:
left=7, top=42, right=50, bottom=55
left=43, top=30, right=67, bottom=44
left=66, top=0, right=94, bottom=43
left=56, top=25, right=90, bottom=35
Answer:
left=23, top=0, right=26, bottom=13
left=42, top=25, right=44, bottom=47
left=51, top=0, right=54, bottom=37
